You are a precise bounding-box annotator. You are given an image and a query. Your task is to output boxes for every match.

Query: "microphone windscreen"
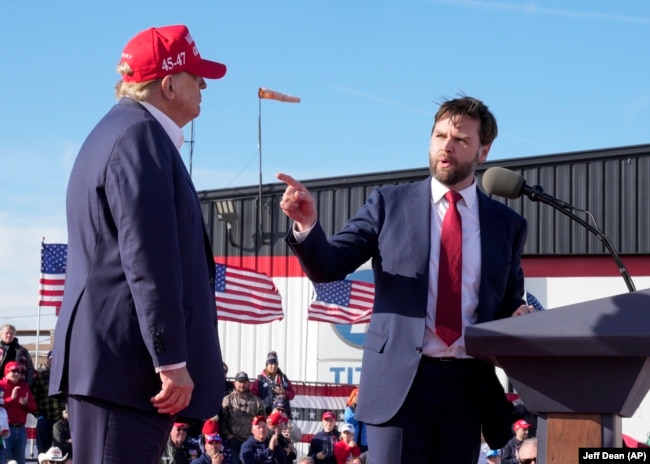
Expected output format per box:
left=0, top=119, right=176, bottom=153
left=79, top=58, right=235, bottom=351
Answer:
left=481, top=167, right=525, bottom=199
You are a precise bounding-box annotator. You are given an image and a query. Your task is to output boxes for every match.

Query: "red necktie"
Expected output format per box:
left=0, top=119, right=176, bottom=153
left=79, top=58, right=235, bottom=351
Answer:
left=435, top=191, right=463, bottom=346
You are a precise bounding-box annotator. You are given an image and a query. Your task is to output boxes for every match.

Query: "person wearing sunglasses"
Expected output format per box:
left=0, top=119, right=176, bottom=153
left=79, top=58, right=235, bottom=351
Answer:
left=160, top=422, right=203, bottom=464
left=0, top=361, right=37, bottom=464
left=517, top=438, right=537, bottom=464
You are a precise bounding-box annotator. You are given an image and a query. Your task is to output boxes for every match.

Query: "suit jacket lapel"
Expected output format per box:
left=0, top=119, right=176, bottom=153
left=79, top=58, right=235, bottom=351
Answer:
left=477, top=191, right=502, bottom=320
left=401, top=178, right=433, bottom=280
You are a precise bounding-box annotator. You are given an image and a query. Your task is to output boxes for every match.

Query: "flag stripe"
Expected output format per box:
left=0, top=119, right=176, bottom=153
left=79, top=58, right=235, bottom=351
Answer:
left=39, top=243, right=67, bottom=314
left=38, top=245, right=285, bottom=324
left=289, top=383, right=356, bottom=443
left=308, top=280, right=374, bottom=324
left=215, top=263, right=284, bottom=324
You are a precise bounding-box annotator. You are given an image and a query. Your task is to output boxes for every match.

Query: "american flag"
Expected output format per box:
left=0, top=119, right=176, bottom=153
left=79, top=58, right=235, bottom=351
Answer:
left=39, top=243, right=67, bottom=315
left=290, top=383, right=357, bottom=443
left=525, top=290, right=545, bottom=311
left=215, top=263, right=284, bottom=324
left=308, top=280, right=374, bottom=324
left=37, top=245, right=284, bottom=324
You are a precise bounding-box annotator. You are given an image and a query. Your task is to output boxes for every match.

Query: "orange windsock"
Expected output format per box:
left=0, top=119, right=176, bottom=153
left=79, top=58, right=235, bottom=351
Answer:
left=258, top=88, right=300, bottom=103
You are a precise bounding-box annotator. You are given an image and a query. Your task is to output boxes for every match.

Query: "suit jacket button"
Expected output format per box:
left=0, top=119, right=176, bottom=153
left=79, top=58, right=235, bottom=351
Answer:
left=209, top=277, right=215, bottom=288
left=151, top=329, right=166, bottom=355
left=416, top=346, right=423, bottom=353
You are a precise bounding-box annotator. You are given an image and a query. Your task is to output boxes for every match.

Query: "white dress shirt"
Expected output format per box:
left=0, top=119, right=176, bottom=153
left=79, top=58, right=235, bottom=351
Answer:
left=423, top=177, right=482, bottom=358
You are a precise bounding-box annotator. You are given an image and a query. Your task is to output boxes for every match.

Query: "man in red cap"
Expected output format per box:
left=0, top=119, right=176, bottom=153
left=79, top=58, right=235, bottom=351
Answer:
left=240, top=416, right=287, bottom=464
left=0, top=361, right=37, bottom=464
left=307, top=411, right=340, bottom=464
left=501, top=419, right=531, bottom=464
left=193, top=433, right=232, bottom=464
left=49, top=24, right=227, bottom=464
left=159, top=422, right=203, bottom=463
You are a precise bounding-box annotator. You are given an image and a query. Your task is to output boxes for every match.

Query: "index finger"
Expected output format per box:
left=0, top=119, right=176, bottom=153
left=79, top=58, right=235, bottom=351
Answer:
left=276, top=172, right=303, bottom=190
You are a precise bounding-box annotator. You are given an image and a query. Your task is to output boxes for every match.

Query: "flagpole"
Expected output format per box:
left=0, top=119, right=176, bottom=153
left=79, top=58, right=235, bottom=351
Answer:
left=257, top=88, right=300, bottom=248
left=258, top=97, right=263, bottom=249
left=36, top=238, right=44, bottom=369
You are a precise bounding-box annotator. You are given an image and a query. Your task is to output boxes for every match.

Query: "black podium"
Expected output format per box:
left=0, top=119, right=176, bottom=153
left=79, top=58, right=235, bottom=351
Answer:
left=465, top=288, right=650, bottom=464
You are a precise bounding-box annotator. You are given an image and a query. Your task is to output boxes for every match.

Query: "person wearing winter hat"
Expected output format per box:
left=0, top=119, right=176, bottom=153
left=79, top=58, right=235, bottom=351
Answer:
left=48, top=23, right=228, bottom=464
left=250, top=351, right=296, bottom=416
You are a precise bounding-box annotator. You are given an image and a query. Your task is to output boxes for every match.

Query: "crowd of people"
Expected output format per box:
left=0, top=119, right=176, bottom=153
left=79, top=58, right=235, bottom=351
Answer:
left=174, top=360, right=539, bottom=464
left=154, top=351, right=558, bottom=464
left=152, top=354, right=375, bottom=464
left=1, top=322, right=542, bottom=464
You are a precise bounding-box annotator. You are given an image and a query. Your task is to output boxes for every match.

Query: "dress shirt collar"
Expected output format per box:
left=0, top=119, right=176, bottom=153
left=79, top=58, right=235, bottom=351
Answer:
left=138, top=100, right=185, bottom=150
left=430, top=175, right=478, bottom=208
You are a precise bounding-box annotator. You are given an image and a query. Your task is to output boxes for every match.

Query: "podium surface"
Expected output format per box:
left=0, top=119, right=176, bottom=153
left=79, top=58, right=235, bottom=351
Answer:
left=465, top=288, right=650, bottom=463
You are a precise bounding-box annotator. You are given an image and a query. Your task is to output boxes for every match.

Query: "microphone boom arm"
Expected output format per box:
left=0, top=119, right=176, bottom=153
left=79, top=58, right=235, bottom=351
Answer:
left=526, top=185, right=636, bottom=293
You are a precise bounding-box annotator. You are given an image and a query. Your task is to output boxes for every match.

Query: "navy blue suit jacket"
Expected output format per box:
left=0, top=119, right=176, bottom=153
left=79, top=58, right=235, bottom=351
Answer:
left=288, top=177, right=526, bottom=427
left=50, top=98, right=224, bottom=419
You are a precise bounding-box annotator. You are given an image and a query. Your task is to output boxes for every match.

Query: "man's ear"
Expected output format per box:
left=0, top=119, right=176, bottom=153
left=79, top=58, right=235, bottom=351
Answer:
left=478, top=144, right=491, bottom=164
left=160, top=75, right=174, bottom=100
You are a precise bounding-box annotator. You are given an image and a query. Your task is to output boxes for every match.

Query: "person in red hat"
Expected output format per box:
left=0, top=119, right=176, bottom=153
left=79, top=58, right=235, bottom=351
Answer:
left=501, top=419, right=531, bottom=464
left=0, top=361, right=37, bottom=464
left=48, top=24, right=228, bottom=464
left=240, top=416, right=287, bottom=464
left=159, top=422, right=203, bottom=463
left=267, top=411, right=296, bottom=463
left=193, top=433, right=232, bottom=464
left=307, top=411, right=340, bottom=464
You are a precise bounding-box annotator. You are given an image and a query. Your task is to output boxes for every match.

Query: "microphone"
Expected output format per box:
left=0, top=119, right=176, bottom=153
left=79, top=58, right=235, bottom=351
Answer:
left=481, top=166, right=636, bottom=293
left=482, top=166, right=571, bottom=209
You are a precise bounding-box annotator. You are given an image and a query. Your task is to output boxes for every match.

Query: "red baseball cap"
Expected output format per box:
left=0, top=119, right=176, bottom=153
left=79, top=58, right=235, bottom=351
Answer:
left=268, top=411, right=289, bottom=427
left=513, top=419, right=531, bottom=431
left=119, top=25, right=227, bottom=83
left=322, top=411, right=336, bottom=421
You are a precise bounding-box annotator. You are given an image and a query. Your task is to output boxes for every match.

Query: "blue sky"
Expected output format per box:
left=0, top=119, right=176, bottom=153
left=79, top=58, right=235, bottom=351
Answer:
left=1, top=0, right=649, bottom=329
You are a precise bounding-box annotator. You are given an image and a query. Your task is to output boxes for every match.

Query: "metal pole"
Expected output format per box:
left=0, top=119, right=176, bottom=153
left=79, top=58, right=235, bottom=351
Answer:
left=258, top=98, right=263, bottom=247
left=188, top=120, right=195, bottom=178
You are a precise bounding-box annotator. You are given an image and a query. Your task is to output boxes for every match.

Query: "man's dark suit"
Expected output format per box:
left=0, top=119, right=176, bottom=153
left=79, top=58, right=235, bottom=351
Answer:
left=287, top=177, right=526, bottom=462
left=50, top=98, right=224, bottom=462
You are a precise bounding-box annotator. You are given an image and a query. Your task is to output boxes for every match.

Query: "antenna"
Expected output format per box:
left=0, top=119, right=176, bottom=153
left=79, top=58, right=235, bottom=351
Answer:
left=185, top=119, right=195, bottom=178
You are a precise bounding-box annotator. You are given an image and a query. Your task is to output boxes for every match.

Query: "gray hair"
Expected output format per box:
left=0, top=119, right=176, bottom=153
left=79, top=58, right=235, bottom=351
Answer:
left=114, top=62, right=161, bottom=101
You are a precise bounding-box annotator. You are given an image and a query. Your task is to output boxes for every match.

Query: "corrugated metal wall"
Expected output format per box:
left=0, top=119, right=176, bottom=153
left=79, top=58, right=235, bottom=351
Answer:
left=199, top=143, right=650, bottom=259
